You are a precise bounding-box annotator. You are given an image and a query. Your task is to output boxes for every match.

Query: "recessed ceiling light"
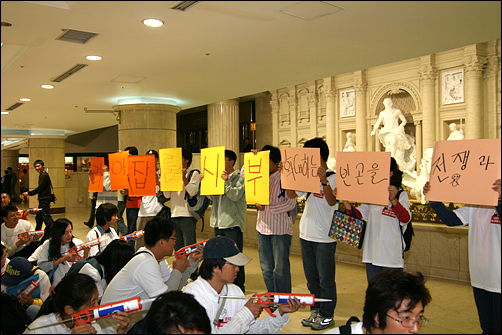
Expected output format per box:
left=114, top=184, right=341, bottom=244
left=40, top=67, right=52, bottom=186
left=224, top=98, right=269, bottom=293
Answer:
left=41, top=85, right=54, bottom=89
left=20, top=98, right=31, bottom=101
left=143, top=19, right=164, bottom=27
left=86, top=55, right=102, bottom=61
left=1, top=111, right=9, bottom=115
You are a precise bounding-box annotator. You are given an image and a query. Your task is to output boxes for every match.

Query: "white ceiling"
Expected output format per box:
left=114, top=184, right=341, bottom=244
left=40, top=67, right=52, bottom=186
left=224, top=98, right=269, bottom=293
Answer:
left=1, top=1, right=501, bottom=146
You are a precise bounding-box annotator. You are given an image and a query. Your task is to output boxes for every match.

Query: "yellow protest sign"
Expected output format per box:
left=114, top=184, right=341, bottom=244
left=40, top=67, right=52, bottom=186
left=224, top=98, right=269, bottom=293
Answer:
left=160, top=148, right=183, bottom=191
left=200, top=146, right=225, bottom=195
left=244, top=151, right=269, bottom=205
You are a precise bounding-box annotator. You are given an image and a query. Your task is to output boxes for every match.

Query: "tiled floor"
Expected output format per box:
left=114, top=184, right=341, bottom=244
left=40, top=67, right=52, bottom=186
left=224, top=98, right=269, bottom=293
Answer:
left=21, top=204, right=481, bottom=334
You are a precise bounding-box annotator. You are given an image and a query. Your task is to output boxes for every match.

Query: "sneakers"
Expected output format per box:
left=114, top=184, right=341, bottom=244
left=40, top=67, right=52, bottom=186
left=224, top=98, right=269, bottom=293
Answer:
left=301, top=309, right=319, bottom=327
left=310, top=315, right=335, bottom=330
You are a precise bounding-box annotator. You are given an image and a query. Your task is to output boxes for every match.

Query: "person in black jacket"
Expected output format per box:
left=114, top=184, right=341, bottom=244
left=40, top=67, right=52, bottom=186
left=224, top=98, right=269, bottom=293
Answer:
left=22, top=160, right=54, bottom=230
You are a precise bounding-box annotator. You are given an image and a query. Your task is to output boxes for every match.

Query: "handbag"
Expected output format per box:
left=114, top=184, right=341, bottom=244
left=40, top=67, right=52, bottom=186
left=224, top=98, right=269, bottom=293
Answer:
left=329, top=210, right=366, bottom=249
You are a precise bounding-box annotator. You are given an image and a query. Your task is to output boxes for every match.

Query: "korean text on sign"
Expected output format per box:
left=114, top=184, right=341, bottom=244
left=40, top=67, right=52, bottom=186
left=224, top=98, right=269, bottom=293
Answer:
left=426, top=139, right=501, bottom=206
left=336, top=151, right=391, bottom=206
left=244, top=151, right=269, bottom=205
left=200, top=146, right=225, bottom=195
left=160, top=148, right=183, bottom=192
left=280, top=147, right=321, bottom=194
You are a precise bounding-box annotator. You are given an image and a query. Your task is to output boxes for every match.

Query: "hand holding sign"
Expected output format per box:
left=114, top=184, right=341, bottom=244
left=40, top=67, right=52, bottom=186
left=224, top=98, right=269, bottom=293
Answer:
left=280, top=147, right=321, bottom=193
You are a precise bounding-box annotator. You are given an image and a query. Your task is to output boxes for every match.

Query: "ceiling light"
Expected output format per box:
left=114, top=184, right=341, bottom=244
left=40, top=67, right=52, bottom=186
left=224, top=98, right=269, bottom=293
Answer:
left=86, top=55, right=102, bottom=61
left=1, top=111, right=9, bottom=115
left=143, top=19, right=164, bottom=27
left=20, top=98, right=30, bottom=101
left=41, top=84, right=54, bottom=89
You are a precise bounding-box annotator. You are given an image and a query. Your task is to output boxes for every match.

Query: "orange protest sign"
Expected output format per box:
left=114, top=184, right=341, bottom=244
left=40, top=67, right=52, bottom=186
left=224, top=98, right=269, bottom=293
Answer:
left=160, top=148, right=183, bottom=191
left=336, top=151, right=391, bottom=206
left=200, top=146, right=225, bottom=195
left=244, top=151, right=269, bottom=205
left=127, top=154, right=157, bottom=197
left=109, top=151, right=130, bottom=190
left=426, top=139, right=501, bottom=206
left=88, top=157, right=104, bottom=192
left=280, top=147, right=321, bottom=194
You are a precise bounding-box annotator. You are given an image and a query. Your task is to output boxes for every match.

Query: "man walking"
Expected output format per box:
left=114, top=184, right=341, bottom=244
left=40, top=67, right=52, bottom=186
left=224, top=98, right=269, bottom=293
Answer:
left=22, top=160, right=54, bottom=231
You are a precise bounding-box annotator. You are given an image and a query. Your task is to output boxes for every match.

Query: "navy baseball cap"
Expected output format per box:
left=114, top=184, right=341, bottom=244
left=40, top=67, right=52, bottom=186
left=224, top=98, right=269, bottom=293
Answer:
left=1, top=257, right=32, bottom=286
left=203, top=236, right=251, bottom=266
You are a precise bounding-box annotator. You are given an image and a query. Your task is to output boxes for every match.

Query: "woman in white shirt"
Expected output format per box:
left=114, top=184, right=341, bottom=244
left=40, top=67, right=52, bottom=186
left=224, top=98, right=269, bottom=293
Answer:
left=24, top=273, right=132, bottom=334
left=29, top=219, right=90, bottom=287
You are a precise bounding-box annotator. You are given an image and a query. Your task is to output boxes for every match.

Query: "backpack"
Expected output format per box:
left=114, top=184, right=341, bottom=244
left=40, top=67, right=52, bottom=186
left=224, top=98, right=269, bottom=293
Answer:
left=66, top=257, right=104, bottom=280
left=397, top=189, right=414, bottom=253
left=278, top=183, right=299, bottom=224
left=185, top=169, right=210, bottom=232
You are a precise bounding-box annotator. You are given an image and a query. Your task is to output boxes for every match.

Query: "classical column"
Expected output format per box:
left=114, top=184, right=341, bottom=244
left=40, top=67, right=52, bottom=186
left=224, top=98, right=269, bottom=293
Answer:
left=270, top=99, right=280, bottom=147
left=419, top=61, right=437, bottom=150
left=115, top=103, right=181, bottom=155
left=288, top=96, right=297, bottom=147
left=463, top=54, right=487, bottom=139
left=414, top=120, right=422, bottom=174
left=354, top=72, right=368, bottom=151
left=207, top=99, right=240, bottom=166
left=307, top=92, right=318, bottom=139
left=484, top=55, right=499, bottom=139
left=323, top=90, right=336, bottom=156
left=28, top=138, right=66, bottom=211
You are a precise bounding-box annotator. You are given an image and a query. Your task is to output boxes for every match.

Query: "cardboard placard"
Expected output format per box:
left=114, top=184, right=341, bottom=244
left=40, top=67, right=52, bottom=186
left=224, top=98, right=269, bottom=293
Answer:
left=88, top=157, right=104, bottom=192
left=109, top=151, right=130, bottom=190
left=200, top=146, right=225, bottom=195
left=244, top=151, right=269, bottom=204
left=336, top=151, right=391, bottom=206
left=426, top=139, right=501, bottom=206
left=160, top=148, right=183, bottom=191
left=127, top=154, right=157, bottom=197
left=280, top=147, right=321, bottom=193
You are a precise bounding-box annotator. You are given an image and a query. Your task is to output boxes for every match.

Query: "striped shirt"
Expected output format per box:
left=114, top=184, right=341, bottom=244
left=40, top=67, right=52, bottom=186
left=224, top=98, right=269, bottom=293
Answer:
left=256, top=171, right=297, bottom=236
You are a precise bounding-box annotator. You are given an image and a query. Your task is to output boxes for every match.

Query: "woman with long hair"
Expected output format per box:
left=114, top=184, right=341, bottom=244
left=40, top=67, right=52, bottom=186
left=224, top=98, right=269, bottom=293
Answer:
left=29, top=219, right=90, bottom=286
left=24, top=273, right=132, bottom=334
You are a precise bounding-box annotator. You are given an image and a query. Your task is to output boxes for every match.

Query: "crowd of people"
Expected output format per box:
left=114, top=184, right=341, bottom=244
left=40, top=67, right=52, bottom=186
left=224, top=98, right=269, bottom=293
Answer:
left=1, top=138, right=500, bottom=334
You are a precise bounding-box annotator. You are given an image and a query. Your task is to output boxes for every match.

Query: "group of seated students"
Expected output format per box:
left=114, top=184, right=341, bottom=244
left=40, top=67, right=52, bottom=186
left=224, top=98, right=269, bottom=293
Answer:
left=1, top=172, right=500, bottom=334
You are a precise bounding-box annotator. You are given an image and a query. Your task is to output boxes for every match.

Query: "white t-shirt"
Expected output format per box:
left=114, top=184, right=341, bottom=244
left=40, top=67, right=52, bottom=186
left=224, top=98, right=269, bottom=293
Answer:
left=28, top=237, right=85, bottom=287
left=85, top=226, right=119, bottom=257
left=1, top=219, right=35, bottom=253
left=163, top=169, right=200, bottom=218
left=298, top=172, right=338, bottom=243
left=184, top=277, right=289, bottom=334
left=78, top=262, right=107, bottom=301
left=357, top=191, right=411, bottom=268
left=138, top=185, right=163, bottom=217
left=454, top=205, right=501, bottom=293
left=24, top=312, right=104, bottom=334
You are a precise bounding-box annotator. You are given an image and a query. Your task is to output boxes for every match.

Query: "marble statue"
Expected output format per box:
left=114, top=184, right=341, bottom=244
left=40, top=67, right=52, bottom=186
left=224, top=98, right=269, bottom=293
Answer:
left=402, top=148, right=434, bottom=204
left=447, top=123, right=464, bottom=141
left=327, top=157, right=337, bottom=172
left=342, top=132, right=356, bottom=152
left=371, top=98, right=416, bottom=172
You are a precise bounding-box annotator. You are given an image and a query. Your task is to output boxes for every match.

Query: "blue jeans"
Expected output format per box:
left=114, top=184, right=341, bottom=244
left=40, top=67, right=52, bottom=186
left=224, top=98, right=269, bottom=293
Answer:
left=258, top=233, right=292, bottom=293
left=215, top=226, right=245, bottom=293
left=35, top=198, right=54, bottom=230
left=116, top=200, right=127, bottom=235
left=300, top=238, right=337, bottom=318
left=365, top=263, right=402, bottom=283
left=126, top=207, right=140, bottom=249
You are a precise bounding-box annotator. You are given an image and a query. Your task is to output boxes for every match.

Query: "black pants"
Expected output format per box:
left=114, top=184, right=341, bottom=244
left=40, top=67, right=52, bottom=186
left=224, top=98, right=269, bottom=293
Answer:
left=35, top=198, right=54, bottom=230
left=215, top=226, right=245, bottom=293
left=473, top=287, right=501, bottom=334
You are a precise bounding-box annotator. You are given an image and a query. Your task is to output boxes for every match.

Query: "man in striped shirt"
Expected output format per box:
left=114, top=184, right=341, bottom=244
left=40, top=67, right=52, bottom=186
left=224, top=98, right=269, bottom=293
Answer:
left=255, top=145, right=297, bottom=294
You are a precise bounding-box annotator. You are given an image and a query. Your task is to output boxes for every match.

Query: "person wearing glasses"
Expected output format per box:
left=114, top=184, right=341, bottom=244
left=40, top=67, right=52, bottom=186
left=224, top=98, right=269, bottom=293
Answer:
left=325, top=269, right=431, bottom=334
left=97, top=217, right=202, bottom=334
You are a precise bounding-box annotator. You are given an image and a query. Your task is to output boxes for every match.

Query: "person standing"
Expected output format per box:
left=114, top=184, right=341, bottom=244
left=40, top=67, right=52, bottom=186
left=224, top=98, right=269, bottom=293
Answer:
left=201, top=150, right=247, bottom=292
left=7, top=167, right=21, bottom=203
left=22, top=160, right=54, bottom=231
left=285, top=137, right=338, bottom=331
left=423, top=179, right=501, bottom=334
left=255, top=145, right=296, bottom=294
